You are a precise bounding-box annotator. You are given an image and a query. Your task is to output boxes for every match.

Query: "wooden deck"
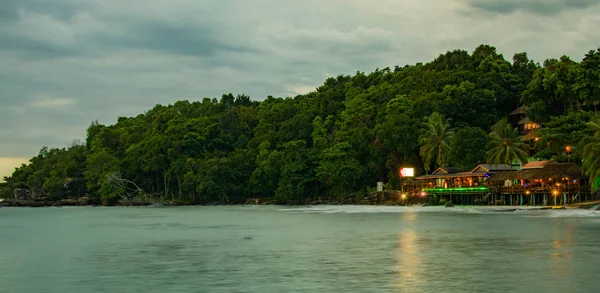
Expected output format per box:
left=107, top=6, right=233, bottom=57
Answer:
left=419, top=185, right=595, bottom=206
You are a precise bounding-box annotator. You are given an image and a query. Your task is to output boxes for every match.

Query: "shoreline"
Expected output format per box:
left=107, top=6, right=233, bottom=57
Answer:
left=2, top=198, right=598, bottom=210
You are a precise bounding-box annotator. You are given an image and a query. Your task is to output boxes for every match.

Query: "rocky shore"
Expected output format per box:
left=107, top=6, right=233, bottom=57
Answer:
left=0, top=197, right=99, bottom=207
left=0, top=190, right=416, bottom=207
left=2, top=195, right=598, bottom=209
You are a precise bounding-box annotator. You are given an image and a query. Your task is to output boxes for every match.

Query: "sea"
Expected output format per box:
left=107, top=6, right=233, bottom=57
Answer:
left=1, top=205, right=599, bottom=292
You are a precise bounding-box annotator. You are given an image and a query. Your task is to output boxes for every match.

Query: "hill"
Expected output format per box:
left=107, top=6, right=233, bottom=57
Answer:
left=2, top=44, right=600, bottom=205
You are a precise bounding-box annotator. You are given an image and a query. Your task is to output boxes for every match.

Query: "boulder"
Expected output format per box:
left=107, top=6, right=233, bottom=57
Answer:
left=13, top=188, right=31, bottom=200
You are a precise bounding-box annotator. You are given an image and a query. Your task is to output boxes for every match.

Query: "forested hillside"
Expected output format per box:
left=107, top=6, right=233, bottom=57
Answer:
left=2, top=44, right=600, bottom=204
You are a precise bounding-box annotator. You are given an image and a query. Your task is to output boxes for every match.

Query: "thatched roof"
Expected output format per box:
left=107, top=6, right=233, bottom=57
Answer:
left=510, top=106, right=527, bottom=116
left=489, top=163, right=582, bottom=181
left=521, top=131, right=538, bottom=141
left=471, top=164, right=519, bottom=173
left=522, top=160, right=552, bottom=169
left=518, top=116, right=533, bottom=125
left=432, top=167, right=467, bottom=175
left=416, top=173, right=484, bottom=180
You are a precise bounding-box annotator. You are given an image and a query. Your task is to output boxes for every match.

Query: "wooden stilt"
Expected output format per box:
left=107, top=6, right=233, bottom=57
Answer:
left=520, top=194, right=523, bottom=206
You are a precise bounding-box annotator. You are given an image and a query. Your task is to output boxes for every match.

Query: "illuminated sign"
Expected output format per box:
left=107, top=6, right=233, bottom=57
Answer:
left=399, top=168, right=414, bottom=177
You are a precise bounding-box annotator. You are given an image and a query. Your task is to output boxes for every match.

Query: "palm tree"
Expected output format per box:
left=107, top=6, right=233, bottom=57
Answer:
left=486, top=119, right=529, bottom=170
left=418, top=112, right=454, bottom=173
left=582, top=120, right=600, bottom=192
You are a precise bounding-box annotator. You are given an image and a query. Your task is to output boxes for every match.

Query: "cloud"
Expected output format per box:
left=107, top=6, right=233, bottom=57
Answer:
left=0, top=0, right=599, bottom=169
left=464, top=0, right=600, bottom=15
left=30, top=97, right=76, bottom=108
left=285, top=84, right=318, bottom=96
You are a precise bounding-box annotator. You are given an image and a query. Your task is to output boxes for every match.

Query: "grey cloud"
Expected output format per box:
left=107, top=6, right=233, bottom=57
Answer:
left=91, top=22, right=253, bottom=57
left=466, top=0, right=600, bottom=15
left=0, top=0, right=89, bottom=22
left=0, top=9, right=246, bottom=60
left=0, top=34, right=82, bottom=59
left=0, top=0, right=599, bottom=164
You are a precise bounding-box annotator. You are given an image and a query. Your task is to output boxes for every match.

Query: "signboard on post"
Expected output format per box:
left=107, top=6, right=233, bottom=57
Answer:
left=377, top=182, right=383, bottom=192
left=399, top=168, right=414, bottom=177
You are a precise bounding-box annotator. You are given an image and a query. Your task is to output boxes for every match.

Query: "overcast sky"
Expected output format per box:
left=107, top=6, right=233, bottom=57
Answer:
left=1, top=0, right=599, bottom=178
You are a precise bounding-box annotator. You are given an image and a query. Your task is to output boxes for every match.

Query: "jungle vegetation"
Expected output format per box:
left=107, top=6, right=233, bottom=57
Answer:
left=3, top=45, right=600, bottom=204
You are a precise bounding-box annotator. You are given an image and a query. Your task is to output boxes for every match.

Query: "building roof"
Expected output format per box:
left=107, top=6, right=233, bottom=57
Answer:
left=471, top=164, right=519, bottom=173
left=431, top=167, right=466, bottom=175
left=416, top=173, right=486, bottom=180
left=522, top=160, right=552, bottom=169
left=521, top=131, right=538, bottom=141
left=518, top=116, right=533, bottom=125
left=510, top=106, right=527, bottom=116
left=489, top=163, right=582, bottom=181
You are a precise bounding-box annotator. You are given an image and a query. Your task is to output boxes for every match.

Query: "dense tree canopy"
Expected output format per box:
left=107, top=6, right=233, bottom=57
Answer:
left=448, top=127, right=489, bottom=170
left=486, top=119, right=529, bottom=170
left=3, top=44, right=600, bottom=202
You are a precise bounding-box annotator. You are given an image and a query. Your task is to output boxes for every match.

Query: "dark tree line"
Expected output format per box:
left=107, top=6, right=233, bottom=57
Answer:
left=3, top=45, right=600, bottom=203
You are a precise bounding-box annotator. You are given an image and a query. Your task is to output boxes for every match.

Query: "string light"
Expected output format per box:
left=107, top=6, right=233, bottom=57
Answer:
left=422, top=187, right=488, bottom=193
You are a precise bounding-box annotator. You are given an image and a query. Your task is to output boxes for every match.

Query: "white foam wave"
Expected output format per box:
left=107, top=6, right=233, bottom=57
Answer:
left=278, top=205, right=600, bottom=218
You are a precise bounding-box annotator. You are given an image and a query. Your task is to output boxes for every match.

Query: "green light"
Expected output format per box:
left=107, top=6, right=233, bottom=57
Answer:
left=422, top=187, right=488, bottom=193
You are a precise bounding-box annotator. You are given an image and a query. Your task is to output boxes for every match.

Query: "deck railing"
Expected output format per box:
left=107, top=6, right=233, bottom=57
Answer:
left=494, top=185, right=586, bottom=194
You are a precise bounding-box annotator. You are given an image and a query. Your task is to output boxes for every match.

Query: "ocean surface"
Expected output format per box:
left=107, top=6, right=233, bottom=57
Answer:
left=1, top=205, right=599, bottom=293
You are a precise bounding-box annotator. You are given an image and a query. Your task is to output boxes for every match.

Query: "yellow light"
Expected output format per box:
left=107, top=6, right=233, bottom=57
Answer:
left=553, top=190, right=559, bottom=196
left=565, top=145, right=572, bottom=152
left=401, top=194, right=407, bottom=199
left=525, top=190, right=530, bottom=195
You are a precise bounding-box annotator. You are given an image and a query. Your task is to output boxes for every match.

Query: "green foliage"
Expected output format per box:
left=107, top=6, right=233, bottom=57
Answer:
left=375, top=95, right=419, bottom=172
left=582, top=117, right=600, bottom=192
left=486, top=119, right=529, bottom=168
left=536, top=112, right=592, bottom=160
left=274, top=141, right=315, bottom=202
left=522, top=53, right=599, bottom=122
left=316, top=142, right=363, bottom=198
left=448, top=127, right=489, bottom=169
left=0, top=182, right=10, bottom=199
left=419, top=112, right=454, bottom=172
left=3, top=44, right=600, bottom=204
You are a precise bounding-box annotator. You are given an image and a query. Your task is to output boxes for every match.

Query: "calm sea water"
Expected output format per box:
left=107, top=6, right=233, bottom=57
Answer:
left=1, top=206, right=599, bottom=293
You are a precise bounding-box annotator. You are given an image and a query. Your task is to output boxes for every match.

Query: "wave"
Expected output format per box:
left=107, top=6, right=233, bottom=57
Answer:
left=278, top=205, right=600, bottom=218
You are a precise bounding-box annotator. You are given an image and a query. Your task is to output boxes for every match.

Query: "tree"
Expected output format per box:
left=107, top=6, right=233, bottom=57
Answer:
left=274, top=140, right=315, bottom=202
left=582, top=118, right=600, bottom=191
left=316, top=142, right=363, bottom=198
left=311, top=116, right=331, bottom=151
left=576, top=48, right=600, bottom=112
left=535, top=112, right=592, bottom=161
left=486, top=119, right=529, bottom=169
left=5, top=44, right=600, bottom=205
left=84, top=148, right=121, bottom=200
left=418, top=112, right=454, bottom=172
left=448, top=126, right=489, bottom=169
left=521, top=56, right=581, bottom=122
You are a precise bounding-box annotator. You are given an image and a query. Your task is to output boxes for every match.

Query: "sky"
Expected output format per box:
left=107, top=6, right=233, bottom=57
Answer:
left=1, top=0, right=600, bottom=178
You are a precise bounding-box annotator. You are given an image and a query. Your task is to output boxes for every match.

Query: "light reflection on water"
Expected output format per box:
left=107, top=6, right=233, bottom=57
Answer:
left=0, top=206, right=599, bottom=293
left=395, top=212, right=422, bottom=291
left=548, top=219, right=574, bottom=293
